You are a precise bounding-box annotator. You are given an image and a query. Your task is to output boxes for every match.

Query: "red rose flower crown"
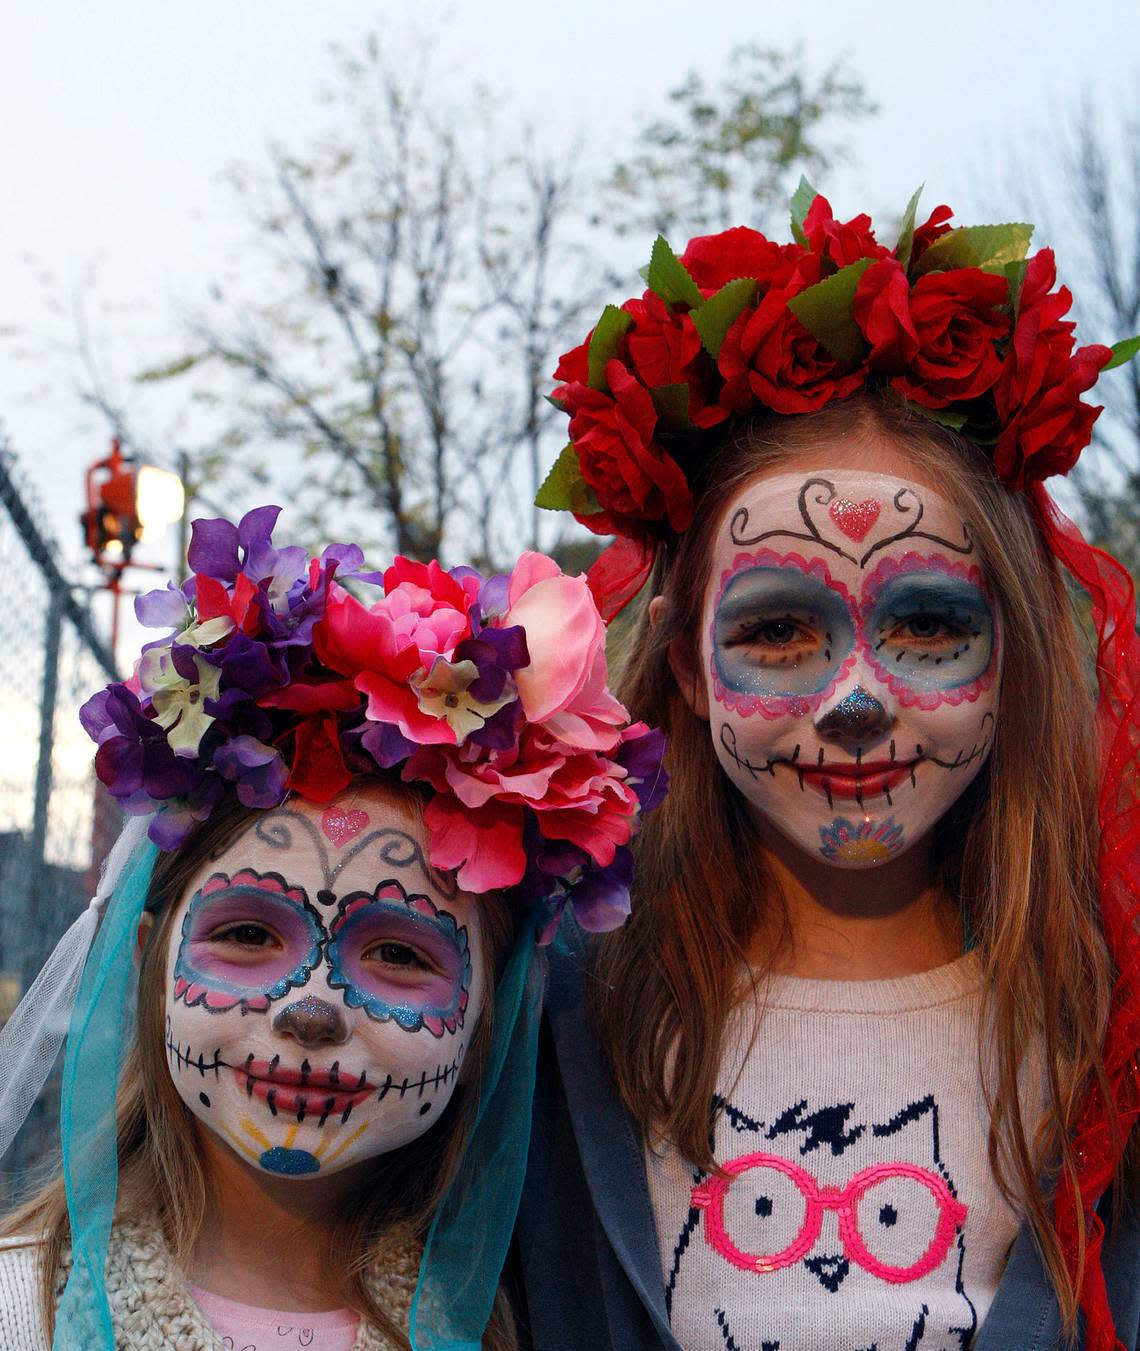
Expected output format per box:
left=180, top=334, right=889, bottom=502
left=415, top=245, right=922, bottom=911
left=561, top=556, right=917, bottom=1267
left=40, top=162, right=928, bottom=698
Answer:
left=81, top=507, right=667, bottom=942
left=540, top=180, right=1139, bottom=597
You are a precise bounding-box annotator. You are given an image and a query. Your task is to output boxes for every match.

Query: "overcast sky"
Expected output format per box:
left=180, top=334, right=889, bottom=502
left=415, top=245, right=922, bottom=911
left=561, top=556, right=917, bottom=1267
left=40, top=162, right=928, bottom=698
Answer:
left=1, top=0, right=1135, bottom=596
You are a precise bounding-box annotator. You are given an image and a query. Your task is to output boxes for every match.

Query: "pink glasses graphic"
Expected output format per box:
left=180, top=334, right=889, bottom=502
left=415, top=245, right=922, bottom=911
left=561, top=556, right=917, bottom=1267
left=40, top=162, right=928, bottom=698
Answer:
left=691, top=1151, right=968, bottom=1284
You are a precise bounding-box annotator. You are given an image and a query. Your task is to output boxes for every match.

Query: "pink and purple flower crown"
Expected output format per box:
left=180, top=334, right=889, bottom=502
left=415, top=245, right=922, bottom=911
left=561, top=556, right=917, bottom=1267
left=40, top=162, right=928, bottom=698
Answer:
left=80, top=506, right=666, bottom=939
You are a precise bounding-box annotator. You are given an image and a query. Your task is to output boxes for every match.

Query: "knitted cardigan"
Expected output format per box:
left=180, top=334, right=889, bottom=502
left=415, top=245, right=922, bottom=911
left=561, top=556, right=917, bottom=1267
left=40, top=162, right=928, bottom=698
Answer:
left=0, top=1218, right=420, bottom=1350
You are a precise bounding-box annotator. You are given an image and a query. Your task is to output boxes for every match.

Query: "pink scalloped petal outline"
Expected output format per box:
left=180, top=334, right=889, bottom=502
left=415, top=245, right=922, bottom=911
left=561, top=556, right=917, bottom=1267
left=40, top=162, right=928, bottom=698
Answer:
left=172, top=976, right=270, bottom=1013
left=710, top=549, right=859, bottom=718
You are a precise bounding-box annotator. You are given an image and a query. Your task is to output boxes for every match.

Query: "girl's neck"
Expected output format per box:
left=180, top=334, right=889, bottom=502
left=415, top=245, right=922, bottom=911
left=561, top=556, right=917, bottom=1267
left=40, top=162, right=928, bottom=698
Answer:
left=187, top=1127, right=374, bottom=1312
left=750, top=824, right=963, bottom=981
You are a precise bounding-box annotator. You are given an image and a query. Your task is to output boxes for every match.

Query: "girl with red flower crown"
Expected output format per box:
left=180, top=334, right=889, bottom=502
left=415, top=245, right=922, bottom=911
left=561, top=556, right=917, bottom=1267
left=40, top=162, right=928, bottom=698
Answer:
left=516, top=185, right=1140, bottom=1351
left=0, top=518, right=665, bottom=1350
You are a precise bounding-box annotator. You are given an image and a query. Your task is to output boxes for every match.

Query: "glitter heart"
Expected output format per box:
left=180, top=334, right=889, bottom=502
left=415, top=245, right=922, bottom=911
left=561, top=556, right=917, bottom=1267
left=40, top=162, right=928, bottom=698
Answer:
left=321, top=807, right=370, bottom=847
left=828, top=497, right=881, bottom=542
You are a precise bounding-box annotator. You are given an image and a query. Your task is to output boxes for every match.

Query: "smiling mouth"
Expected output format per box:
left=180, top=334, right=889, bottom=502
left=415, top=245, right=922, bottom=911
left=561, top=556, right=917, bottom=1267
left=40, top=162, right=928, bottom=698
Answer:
left=797, top=760, right=919, bottom=802
left=236, top=1056, right=375, bottom=1120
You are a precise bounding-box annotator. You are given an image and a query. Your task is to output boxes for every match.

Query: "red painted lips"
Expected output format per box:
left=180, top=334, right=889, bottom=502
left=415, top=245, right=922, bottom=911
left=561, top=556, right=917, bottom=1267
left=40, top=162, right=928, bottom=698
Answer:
left=798, top=761, right=917, bottom=801
left=237, top=1058, right=375, bottom=1118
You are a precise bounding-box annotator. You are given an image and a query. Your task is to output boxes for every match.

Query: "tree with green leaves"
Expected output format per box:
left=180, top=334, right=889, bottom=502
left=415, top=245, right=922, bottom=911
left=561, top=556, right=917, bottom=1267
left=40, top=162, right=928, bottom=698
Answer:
left=607, top=44, right=874, bottom=240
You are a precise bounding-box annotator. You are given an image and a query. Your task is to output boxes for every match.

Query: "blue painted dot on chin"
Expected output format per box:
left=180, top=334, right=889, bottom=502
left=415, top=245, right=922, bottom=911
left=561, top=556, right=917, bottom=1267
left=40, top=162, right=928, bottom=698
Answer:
left=259, top=1146, right=320, bottom=1176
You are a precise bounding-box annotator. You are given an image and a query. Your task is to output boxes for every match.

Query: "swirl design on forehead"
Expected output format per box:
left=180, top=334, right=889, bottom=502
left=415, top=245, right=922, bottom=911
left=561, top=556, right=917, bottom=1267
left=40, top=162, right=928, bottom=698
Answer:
left=250, top=809, right=458, bottom=898
left=728, top=477, right=974, bottom=569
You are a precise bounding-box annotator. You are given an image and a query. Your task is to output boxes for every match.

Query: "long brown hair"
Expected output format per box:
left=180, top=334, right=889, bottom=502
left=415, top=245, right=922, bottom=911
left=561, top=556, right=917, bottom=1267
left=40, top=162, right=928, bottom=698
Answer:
left=2, top=781, right=517, bottom=1350
left=593, top=389, right=1137, bottom=1330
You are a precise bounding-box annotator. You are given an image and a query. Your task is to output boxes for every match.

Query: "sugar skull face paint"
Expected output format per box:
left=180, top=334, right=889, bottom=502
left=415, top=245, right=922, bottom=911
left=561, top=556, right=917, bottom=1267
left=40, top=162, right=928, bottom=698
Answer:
left=162, top=786, right=487, bottom=1177
left=701, top=466, right=1001, bottom=869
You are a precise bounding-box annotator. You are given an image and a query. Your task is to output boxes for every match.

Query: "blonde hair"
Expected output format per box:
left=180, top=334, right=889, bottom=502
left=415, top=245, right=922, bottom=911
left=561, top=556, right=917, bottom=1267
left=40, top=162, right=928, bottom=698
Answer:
left=2, top=783, right=517, bottom=1351
left=593, top=389, right=1137, bottom=1331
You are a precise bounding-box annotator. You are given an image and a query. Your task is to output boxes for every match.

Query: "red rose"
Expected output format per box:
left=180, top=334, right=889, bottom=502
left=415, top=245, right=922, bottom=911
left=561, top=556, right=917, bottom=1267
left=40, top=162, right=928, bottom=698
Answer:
left=553, top=335, right=590, bottom=384
left=718, top=256, right=867, bottom=416
left=891, top=268, right=1010, bottom=408
left=993, top=250, right=1112, bottom=488
left=909, top=205, right=954, bottom=266
left=565, top=359, right=692, bottom=533
left=623, top=292, right=727, bottom=430
left=803, top=195, right=890, bottom=268
left=679, top=227, right=804, bottom=294
left=854, top=258, right=918, bottom=372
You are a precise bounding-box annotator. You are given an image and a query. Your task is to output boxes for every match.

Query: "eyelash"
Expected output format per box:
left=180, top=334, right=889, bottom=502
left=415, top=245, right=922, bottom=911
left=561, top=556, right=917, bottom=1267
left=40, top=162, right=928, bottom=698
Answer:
left=209, top=922, right=278, bottom=949
left=880, top=612, right=976, bottom=650
left=728, top=617, right=821, bottom=653
left=362, top=940, right=433, bottom=972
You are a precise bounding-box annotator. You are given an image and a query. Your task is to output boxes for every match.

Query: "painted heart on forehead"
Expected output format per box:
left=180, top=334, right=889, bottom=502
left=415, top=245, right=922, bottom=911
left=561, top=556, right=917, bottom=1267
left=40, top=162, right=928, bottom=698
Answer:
left=828, top=497, right=881, bottom=542
left=320, top=805, right=371, bottom=847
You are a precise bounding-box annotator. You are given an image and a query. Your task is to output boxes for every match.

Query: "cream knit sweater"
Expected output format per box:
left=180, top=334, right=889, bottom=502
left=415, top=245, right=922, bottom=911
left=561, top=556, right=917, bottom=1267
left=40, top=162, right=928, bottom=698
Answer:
left=0, top=1218, right=419, bottom=1350
left=647, top=952, right=1038, bottom=1351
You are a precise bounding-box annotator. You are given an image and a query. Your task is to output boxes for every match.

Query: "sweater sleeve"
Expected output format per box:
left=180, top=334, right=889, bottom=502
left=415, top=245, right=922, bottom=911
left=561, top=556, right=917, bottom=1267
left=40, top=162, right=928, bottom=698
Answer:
left=0, top=1239, right=50, bottom=1350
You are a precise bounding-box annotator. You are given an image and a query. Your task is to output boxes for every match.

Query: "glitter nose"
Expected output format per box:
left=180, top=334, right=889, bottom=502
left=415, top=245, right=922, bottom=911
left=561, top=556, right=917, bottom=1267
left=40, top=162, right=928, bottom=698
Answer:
left=272, top=996, right=350, bottom=1048
left=815, top=685, right=893, bottom=741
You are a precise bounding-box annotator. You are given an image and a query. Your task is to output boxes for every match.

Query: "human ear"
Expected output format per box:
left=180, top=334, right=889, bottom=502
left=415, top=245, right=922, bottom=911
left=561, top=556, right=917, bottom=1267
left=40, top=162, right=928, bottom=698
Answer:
left=650, top=595, right=710, bottom=722
left=135, top=912, right=154, bottom=967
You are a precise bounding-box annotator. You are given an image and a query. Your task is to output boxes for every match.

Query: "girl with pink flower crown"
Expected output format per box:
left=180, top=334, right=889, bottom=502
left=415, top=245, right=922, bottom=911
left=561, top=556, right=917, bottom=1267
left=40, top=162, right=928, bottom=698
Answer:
left=516, top=187, right=1140, bottom=1351
left=0, top=509, right=665, bottom=1351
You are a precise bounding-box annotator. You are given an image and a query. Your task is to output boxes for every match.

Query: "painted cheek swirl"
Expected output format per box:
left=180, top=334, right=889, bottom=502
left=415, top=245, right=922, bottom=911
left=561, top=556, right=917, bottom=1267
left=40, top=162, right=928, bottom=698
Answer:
left=860, top=553, right=997, bottom=711
left=710, top=550, right=858, bottom=719
left=325, top=882, right=471, bottom=1038
left=173, top=871, right=324, bottom=1013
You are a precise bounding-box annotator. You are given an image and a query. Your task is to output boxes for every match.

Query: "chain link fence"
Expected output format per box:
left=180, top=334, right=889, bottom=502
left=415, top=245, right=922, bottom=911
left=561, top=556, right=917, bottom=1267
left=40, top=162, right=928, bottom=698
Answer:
left=0, top=437, right=120, bottom=1205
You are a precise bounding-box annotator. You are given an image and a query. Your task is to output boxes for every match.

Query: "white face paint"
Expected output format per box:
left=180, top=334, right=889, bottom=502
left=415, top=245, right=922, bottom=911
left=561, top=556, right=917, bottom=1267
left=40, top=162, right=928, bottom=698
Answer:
left=162, top=785, right=485, bottom=1178
left=699, top=464, right=1001, bottom=869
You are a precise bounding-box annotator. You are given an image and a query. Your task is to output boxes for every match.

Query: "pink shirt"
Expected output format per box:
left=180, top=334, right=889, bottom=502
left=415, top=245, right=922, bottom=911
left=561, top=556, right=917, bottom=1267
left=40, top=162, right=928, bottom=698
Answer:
left=191, top=1284, right=359, bottom=1351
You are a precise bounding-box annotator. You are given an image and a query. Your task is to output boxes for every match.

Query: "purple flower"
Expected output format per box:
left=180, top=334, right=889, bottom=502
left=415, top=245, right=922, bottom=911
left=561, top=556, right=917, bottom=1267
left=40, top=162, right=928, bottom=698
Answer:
left=568, top=847, right=634, bottom=934
left=617, top=726, right=669, bottom=813
left=453, top=625, right=529, bottom=702
left=359, top=720, right=418, bottom=769
left=213, top=735, right=289, bottom=809
left=135, top=580, right=193, bottom=630
left=188, top=505, right=282, bottom=582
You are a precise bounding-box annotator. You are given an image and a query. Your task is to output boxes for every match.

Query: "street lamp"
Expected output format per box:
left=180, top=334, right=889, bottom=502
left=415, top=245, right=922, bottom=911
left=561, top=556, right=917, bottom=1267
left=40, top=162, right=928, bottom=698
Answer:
left=81, top=438, right=185, bottom=650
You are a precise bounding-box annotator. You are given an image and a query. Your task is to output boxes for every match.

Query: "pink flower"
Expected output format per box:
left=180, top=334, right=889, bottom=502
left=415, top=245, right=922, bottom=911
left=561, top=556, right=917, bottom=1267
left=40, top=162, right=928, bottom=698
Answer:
left=502, top=552, right=630, bottom=751
left=408, top=726, right=639, bottom=891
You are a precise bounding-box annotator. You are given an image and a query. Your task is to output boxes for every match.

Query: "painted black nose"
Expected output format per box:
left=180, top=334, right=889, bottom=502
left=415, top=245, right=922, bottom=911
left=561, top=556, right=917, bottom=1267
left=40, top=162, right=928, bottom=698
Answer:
left=803, top=1252, right=850, bottom=1292
left=272, top=996, right=349, bottom=1048
left=815, top=685, right=893, bottom=741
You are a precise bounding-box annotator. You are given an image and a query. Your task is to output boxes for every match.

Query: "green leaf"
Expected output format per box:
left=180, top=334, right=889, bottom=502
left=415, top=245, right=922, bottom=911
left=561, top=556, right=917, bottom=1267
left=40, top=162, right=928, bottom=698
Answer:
left=1004, top=260, right=1028, bottom=321
left=587, top=305, right=633, bottom=390
left=907, top=402, right=968, bottom=431
left=135, top=352, right=206, bottom=383
left=786, top=258, right=874, bottom=364
left=892, top=185, right=924, bottom=273
left=691, top=277, right=757, bottom=358
left=651, top=383, right=691, bottom=427
left=535, top=443, right=601, bottom=515
left=645, top=236, right=703, bottom=308
left=913, top=223, right=1034, bottom=277
left=1105, top=334, right=1140, bottom=371
left=790, top=175, right=818, bottom=246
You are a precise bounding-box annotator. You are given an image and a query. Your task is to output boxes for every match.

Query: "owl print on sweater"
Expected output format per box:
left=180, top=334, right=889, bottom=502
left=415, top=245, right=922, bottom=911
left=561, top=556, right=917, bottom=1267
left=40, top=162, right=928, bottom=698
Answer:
left=664, top=1093, right=977, bottom=1351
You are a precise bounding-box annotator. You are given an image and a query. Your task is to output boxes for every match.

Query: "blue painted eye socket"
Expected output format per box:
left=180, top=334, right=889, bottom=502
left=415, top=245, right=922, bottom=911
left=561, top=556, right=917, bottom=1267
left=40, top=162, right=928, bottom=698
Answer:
left=864, top=573, right=994, bottom=692
left=713, top=565, right=856, bottom=698
left=326, top=885, right=471, bottom=1037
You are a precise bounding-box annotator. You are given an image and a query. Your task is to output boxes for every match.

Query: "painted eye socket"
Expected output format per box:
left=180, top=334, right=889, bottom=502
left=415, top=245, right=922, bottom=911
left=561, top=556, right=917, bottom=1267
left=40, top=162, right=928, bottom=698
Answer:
left=173, top=871, right=324, bottom=1013
left=713, top=560, right=856, bottom=701
left=327, top=884, right=471, bottom=1036
left=863, top=566, right=995, bottom=695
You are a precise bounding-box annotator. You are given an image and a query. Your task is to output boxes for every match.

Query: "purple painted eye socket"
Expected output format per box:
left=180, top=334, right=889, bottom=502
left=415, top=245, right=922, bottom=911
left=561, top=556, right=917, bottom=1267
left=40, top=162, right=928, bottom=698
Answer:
left=173, top=870, right=324, bottom=1013
left=327, top=883, right=471, bottom=1036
